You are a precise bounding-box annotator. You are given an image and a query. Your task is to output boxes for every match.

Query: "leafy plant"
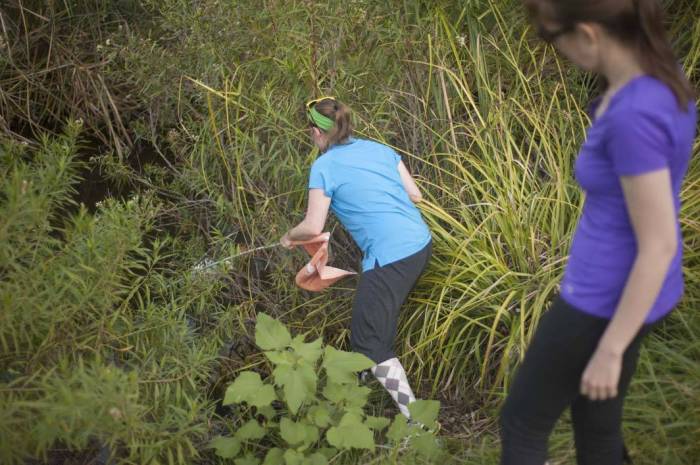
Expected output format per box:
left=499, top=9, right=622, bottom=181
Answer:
left=211, top=313, right=442, bottom=464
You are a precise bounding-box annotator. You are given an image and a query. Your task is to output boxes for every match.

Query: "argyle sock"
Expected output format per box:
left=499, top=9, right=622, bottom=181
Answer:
left=371, top=357, right=417, bottom=418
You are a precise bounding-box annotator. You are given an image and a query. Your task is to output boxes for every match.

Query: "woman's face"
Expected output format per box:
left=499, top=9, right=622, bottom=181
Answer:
left=539, top=18, right=605, bottom=73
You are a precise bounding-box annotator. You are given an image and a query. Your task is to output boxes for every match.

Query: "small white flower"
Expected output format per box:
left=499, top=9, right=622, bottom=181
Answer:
left=109, top=407, right=123, bottom=420
left=456, top=34, right=467, bottom=48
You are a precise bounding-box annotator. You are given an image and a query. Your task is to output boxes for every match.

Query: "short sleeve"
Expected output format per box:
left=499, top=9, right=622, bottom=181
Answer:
left=606, top=110, right=672, bottom=176
left=308, top=159, right=334, bottom=198
left=388, top=147, right=401, bottom=165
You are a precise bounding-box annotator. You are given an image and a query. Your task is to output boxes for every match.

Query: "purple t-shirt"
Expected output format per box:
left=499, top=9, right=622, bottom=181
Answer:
left=561, top=76, right=697, bottom=323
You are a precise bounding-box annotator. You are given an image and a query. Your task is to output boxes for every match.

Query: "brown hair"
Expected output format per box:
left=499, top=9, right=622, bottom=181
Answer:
left=312, top=98, right=353, bottom=149
left=524, top=0, right=695, bottom=108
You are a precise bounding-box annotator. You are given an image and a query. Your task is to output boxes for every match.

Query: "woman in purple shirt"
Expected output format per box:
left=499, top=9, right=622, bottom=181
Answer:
left=500, top=1, right=697, bottom=464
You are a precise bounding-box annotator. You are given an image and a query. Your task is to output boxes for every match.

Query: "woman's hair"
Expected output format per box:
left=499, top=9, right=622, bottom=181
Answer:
left=524, top=0, right=695, bottom=108
left=311, top=98, right=353, bottom=148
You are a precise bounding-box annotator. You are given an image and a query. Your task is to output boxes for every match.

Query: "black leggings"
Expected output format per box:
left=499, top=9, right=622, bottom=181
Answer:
left=500, top=297, right=656, bottom=465
left=349, top=241, right=432, bottom=364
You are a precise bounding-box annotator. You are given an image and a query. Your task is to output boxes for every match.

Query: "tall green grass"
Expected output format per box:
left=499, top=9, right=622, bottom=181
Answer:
left=394, top=9, right=587, bottom=396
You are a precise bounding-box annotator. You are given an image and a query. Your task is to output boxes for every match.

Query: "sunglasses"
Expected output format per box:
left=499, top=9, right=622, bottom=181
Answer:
left=536, top=23, right=574, bottom=43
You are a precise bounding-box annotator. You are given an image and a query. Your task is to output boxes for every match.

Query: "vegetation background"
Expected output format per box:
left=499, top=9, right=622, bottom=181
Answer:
left=1, top=0, right=698, bottom=463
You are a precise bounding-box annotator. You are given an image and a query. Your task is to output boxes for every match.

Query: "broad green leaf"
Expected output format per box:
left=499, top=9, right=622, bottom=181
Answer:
left=322, top=347, right=374, bottom=384
left=283, top=449, right=304, bottom=465
left=307, top=404, right=332, bottom=428
left=265, top=350, right=295, bottom=366
left=326, top=421, right=374, bottom=451
left=290, top=335, right=323, bottom=365
left=273, top=363, right=316, bottom=414
left=279, top=417, right=307, bottom=446
left=337, top=412, right=364, bottom=427
left=235, top=419, right=266, bottom=441
left=262, top=448, right=284, bottom=465
left=235, top=454, right=261, bottom=465
left=223, top=371, right=262, bottom=405
left=322, top=381, right=370, bottom=409
left=256, top=405, right=276, bottom=420
left=342, top=406, right=365, bottom=418
left=303, top=422, right=320, bottom=445
left=317, top=448, right=337, bottom=459
left=279, top=417, right=320, bottom=448
left=307, top=452, right=328, bottom=465
left=224, top=371, right=277, bottom=408
left=210, top=436, right=241, bottom=458
left=408, top=400, right=440, bottom=428
left=246, top=384, right=277, bottom=408
left=256, top=313, right=292, bottom=350
left=364, top=416, right=391, bottom=430
left=386, top=415, right=410, bottom=442
left=410, top=432, right=442, bottom=460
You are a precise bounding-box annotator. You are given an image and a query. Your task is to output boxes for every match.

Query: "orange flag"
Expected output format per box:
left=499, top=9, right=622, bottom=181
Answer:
left=289, top=232, right=356, bottom=291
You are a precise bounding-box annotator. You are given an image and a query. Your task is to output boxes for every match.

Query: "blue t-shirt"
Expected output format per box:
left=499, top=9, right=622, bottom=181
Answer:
left=561, top=75, right=697, bottom=323
left=308, top=138, right=432, bottom=272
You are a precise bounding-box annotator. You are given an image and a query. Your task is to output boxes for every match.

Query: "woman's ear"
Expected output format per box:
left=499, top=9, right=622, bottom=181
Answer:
left=310, top=127, right=328, bottom=151
left=576, top=23, right=600, bottom=48
left=570, top=22, right=604, bottom=72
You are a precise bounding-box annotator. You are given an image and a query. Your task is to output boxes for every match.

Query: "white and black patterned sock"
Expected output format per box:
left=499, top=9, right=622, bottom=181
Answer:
left=371, top=357, right=416, bottom=418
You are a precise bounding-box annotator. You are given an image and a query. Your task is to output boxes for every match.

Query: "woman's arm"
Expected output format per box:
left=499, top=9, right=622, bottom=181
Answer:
left=580, top=168, right=678, bottom=400
left=398, top=161, right=423, bottom=203
left=281, top=189, right=331, bottom=247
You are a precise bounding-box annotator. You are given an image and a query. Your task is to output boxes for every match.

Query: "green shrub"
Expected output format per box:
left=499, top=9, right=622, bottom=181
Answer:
left=212, top=313, right=442, bottom=465
left=0, top=127, right=222, bottom=464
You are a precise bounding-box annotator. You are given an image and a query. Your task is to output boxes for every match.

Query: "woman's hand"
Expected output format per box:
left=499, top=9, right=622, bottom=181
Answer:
left=580, top=347, right=623, bottom=401
left=280, top=232, right=293, bottom=249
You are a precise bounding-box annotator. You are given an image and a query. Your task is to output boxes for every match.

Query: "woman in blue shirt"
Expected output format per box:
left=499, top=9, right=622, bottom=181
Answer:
left=281, top=97, right=433, bottom=419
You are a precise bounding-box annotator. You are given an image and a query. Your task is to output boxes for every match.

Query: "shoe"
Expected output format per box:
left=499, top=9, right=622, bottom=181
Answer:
left=407, top=418, right=441, bottom=435
left=358, top=369, right=372, bottom=385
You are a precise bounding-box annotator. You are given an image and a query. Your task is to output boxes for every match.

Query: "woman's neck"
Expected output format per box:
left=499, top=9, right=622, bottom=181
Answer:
left=601, top=43, right=645, bottom=96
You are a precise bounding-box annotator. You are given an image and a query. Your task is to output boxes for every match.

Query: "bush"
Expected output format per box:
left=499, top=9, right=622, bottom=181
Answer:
left=212, top=313, right=442, bottom=465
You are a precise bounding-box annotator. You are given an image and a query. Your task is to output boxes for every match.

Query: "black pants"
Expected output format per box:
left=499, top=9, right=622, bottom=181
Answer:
left=500, top=297, right=656, bottom=465
left=349, top=241, right=432, bottom=364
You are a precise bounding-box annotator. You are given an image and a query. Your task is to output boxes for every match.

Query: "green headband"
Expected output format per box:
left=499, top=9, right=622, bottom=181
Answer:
left=307, top=106, right=335, bottom=132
